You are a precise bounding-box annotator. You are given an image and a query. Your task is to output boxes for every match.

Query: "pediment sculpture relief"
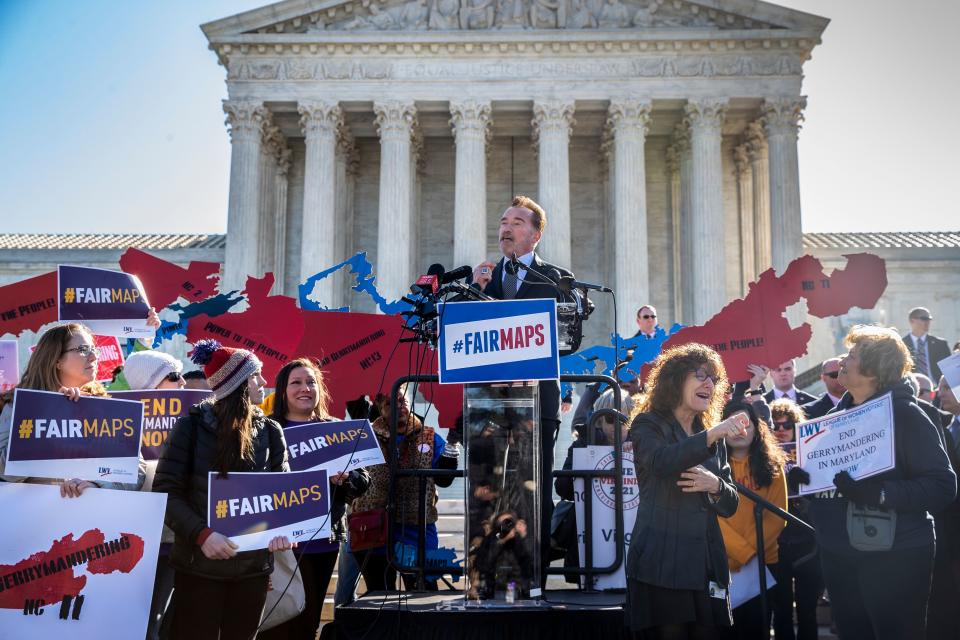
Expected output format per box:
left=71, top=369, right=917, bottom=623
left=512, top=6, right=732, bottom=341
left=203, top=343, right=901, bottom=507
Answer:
left=280, top=0, right=774, bottom=32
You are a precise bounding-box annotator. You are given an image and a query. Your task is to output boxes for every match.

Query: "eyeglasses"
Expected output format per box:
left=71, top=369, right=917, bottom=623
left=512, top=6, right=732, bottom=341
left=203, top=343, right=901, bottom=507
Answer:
left=824, top=371, right=840, bottom=379
left=165, top=372, right=185, bottom=383
left=640, top=314, right=657, bottom=320
left=772, top=420, right=796, bottom=431
left=692, top=369, right=720, bottom=385
left=64, top=344, right=96, bottom=358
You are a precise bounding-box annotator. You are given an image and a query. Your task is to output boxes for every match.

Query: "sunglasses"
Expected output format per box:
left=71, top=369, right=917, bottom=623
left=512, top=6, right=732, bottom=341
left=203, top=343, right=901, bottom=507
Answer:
left=165, top=372, right=185, bottom=383
left=824, top=371, right=840, bottom=379
left=692, top=369, right=720, bottom=385
left=772, top=420, right=796, bottom=431
left=64, top=344, right=97, bottom=358
left=640, top=314, right=657, bottom=320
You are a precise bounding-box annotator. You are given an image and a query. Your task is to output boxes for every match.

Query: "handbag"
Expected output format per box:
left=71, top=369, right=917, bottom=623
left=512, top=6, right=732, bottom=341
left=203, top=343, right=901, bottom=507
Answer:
left=259, top=549, right=306, bottom=631
left=348, top=508, right=389, bottom=551
left=846, top=502, right=897, bottom=552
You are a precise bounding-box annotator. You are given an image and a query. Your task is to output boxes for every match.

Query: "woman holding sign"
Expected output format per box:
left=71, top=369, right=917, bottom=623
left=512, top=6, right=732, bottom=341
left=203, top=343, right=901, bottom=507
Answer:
left=263, top=358, right=370, bottom=640
left=0, top=322, right=146, bottom=494
left=797, top=326, right=956, bottom=640
left=625, top=343, right=747, bottom=639
left=153, top=340, right=294, bottom=640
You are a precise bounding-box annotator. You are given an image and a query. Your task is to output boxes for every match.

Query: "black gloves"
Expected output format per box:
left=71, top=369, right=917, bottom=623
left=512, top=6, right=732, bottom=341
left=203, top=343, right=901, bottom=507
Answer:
left=786, top=466, right=811, bottom=494
left=833, top=471, right=883, bottom=507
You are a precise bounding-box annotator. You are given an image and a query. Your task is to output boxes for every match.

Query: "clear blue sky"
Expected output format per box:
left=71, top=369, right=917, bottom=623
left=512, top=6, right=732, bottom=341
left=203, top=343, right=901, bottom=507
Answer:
left=1, top=0, right=957, bottom=234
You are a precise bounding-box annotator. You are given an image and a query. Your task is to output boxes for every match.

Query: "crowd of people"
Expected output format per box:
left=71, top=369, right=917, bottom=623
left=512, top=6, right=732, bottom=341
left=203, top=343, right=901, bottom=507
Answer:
left=1, top=194, right=958, bottom=640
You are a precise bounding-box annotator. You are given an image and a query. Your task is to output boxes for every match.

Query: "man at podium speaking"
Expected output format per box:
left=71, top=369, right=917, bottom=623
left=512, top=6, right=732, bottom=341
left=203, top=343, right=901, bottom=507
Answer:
left=470, top=194, right=575, bottom=584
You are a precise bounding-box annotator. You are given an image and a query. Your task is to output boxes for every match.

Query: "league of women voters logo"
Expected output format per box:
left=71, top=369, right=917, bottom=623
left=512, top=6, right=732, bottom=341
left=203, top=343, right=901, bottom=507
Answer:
left=593, top=449, right=639, bottom=511
left=0, top=529, right=144, bottom=617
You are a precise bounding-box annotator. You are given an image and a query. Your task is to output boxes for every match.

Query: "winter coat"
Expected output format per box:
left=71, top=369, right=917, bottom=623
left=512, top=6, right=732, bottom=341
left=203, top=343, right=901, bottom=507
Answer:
left=153, top=402, right=288, bottom=580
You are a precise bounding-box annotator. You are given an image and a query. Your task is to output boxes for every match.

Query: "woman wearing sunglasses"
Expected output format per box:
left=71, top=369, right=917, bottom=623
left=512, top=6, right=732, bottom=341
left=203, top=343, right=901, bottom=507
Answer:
left=0, top=322, right=148, bottom=495
left=625, top=343, right=749, bottom=639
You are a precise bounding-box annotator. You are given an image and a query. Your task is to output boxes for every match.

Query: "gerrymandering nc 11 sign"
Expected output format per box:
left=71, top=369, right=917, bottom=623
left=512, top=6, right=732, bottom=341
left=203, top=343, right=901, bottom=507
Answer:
left=437, top=299, right=559, bottom=384
left=0, top=483, right=166, bottom=639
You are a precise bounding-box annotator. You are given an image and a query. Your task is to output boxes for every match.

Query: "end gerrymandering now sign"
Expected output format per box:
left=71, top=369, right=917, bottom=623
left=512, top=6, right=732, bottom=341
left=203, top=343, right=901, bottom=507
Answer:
left=795, top=392, right=895, bottom=496
left=438, top=299, right=559, bottom=384
left=4, top=389, right=144, bottom=483
left=207, top=469, right=331, bottom=552
left=111, top=389, right=213, bottom=460
left=284, top=419, right=385, bottom=473
left=58, top=265, right=153, bottom=338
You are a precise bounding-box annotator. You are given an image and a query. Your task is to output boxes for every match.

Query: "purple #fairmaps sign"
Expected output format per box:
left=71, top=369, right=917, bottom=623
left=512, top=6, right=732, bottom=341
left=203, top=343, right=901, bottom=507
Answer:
left=111, top=389, right=213, bottom=460
left=207, top=469, right=331, bottom=551
left=58, top=264, right=153, bottom=338
left=284, top=419, right=384, bottom=473
left=4, top=389, right=143, bottom=483
left=0, top=340, right=17, bottom=392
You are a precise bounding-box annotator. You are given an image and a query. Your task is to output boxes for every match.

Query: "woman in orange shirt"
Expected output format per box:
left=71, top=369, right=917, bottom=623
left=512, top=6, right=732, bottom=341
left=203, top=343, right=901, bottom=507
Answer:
left=718, top=399, right=788, bottom=640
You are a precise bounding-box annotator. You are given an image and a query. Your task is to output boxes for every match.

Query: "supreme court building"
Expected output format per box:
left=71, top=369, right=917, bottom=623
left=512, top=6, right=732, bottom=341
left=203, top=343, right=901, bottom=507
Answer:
left=204, top=0, right=828, bottom=334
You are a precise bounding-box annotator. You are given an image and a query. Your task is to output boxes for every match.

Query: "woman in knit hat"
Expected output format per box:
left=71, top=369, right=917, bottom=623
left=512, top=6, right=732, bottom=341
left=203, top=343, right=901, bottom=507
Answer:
left=123, top=349, right=185, bottom=391
left=153, top=339, right=293, bottom=640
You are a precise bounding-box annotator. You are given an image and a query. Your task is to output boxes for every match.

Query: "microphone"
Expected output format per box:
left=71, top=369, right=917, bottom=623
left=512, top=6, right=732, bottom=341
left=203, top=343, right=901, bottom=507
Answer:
left=559, top=275, right=612, bottom=294
left=411, top=263, right=445, bottom=295
left=440, top=265, right=472, bottom=284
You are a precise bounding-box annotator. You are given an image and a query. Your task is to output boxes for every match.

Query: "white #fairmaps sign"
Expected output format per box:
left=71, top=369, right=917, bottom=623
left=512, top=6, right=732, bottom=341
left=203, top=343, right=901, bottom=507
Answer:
left=796, top=393, right=896, bottom=496
left=572, top=445, right=638, bottom=590
left=0, top=483, right=166, bottom=639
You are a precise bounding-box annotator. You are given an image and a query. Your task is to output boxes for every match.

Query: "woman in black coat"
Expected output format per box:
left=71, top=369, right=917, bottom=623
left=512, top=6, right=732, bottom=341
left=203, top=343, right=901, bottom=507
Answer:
left=798, top=325, right=956, bottom=640
left=625, top=343, right=747, bottom=639
left=154, top=340, right=294, bottom=640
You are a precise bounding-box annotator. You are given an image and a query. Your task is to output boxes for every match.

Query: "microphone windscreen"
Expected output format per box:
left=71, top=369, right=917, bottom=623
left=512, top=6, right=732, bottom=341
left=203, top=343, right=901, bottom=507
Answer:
left=427, top=263, right=446, bottom=277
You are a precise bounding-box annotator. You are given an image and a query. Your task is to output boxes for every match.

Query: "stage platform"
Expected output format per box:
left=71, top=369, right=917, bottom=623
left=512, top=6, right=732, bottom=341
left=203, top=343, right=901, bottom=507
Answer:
left=320, top=590, right=630, bottom=640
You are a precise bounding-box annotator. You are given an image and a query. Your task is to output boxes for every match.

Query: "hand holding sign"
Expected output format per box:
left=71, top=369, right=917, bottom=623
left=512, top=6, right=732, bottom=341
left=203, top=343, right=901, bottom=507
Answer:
left=202, top=532, right=239, bottom=560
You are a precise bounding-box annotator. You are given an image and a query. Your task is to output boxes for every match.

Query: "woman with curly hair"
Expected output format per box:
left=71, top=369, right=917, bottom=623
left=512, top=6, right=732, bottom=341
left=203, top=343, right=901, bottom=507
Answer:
left=625, top=343, right=749, bottom=639
left=717, top=399, right=788, bottom=639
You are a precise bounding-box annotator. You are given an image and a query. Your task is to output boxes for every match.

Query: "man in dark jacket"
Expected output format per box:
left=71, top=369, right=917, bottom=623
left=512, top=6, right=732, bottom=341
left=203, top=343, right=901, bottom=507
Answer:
left=471, top=195, right=580, bottom=584
left=902, top=307, right=951, bottom=382
left=764, top=359, right=817, bottom=405
left=802, top=357, right=845, bottom=419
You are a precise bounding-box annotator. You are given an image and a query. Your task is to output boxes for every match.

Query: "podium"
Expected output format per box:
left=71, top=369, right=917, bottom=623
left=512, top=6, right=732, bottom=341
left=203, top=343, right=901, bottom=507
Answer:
left=463, top=382, right=541, bottom=603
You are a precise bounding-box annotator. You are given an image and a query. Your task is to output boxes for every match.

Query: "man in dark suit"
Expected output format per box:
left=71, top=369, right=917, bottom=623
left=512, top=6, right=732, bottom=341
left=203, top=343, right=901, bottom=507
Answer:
left=764, top=359, right=817, bottom=405
left=471, top=195, right=576, bottom=586
left=902, top=307, right=951, bottom=383
left=802, top=357, right=845, bottom=419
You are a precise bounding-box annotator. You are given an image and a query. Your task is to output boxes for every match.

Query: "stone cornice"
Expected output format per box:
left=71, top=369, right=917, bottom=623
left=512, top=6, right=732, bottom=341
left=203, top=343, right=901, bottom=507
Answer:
left=209, top=30, right=822, bottom=67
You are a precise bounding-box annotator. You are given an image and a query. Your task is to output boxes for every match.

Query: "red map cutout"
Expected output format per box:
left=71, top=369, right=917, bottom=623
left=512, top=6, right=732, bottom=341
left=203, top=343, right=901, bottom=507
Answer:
left=119, top=248, right=220, bottom=309
left=0, top=528, right=144, bottom=610
left=0, top=271, right=58, bottom=337
left=187, top=274, right=306, bottom=383
left=652, top=253, right=887, bottom=382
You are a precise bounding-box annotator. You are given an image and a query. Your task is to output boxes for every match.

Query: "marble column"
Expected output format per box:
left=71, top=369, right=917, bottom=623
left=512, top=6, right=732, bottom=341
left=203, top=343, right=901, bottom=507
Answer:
left=608, top=98, right=651, bottom=333
left=685, top=98, right=728, bottom=324
left=734, top=143, right=755, bottom=293
left=673, top=122, right=694, bottom=323
left=450, top=100, right=492, bottom=269
left=532, top=100, right=575, bottom=268
left=222, top=100, right=267, bottom=292
left=374, top=100, right=418, bottom=304
left=333, top=127, right=357, bottom=308
left=665, top=143, right=682, bottom=323
left=764, top=97, right=807, bottom=274
left=273, top=145, right=291, bottom=294
left=746, top=121, right=772, bottom=274
left=298, top=100, right=342, bottom=307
